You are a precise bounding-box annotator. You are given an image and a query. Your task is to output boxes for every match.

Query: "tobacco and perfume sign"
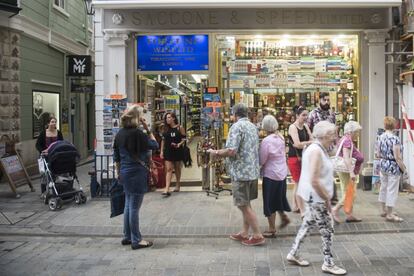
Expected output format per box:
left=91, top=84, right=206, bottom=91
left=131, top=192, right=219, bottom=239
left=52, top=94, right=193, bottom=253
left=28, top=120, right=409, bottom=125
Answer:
left=68, top=55, right=92, bottom=76
left=137, top=35, right=209, bottom=71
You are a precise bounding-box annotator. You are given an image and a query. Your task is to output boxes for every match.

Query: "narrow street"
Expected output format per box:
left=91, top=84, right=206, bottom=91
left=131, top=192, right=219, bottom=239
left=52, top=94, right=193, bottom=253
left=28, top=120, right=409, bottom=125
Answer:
left=1, top=233, right=414, bottom=276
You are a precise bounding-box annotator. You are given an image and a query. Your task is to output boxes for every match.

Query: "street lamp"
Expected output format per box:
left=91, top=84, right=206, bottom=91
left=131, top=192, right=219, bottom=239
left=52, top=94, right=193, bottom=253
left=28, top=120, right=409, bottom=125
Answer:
left=83, top=0, right=95, bottom=16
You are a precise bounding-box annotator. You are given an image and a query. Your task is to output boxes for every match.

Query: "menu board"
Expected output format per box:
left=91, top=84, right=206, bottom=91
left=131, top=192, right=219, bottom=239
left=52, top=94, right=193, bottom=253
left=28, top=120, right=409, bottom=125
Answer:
left=0, top=153, right=34, bottom=197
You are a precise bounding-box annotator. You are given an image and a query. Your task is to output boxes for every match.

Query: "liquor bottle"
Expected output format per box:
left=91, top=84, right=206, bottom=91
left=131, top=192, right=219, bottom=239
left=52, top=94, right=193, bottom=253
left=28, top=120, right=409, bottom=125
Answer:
left=246, top=41, right=251, bottom=58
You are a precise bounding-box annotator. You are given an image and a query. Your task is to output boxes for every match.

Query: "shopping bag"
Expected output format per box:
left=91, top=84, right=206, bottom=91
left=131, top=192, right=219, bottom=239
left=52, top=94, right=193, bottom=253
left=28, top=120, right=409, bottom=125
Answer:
left=343, top=180, right=355, bottom=214
left=109, top=179, right=125, bottom=218
left=37, top=158, right=45, bottom=174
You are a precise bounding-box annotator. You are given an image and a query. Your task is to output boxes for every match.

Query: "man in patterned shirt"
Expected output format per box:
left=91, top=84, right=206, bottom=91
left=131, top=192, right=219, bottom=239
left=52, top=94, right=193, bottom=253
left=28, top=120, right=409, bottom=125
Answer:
left=308, top=92, right=336, bottom=131
left=208, top=103, right=264, bottom=246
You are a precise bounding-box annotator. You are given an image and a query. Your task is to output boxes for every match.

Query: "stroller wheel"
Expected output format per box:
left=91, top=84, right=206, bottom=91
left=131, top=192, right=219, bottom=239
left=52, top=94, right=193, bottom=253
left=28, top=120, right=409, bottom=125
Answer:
left=74, top=194, right=82, bottom=205
left=48, top=198, right=59, bottom=211
left=56, top=198, right=63, bottom=209
left=79, top=192, right=87, bottom=204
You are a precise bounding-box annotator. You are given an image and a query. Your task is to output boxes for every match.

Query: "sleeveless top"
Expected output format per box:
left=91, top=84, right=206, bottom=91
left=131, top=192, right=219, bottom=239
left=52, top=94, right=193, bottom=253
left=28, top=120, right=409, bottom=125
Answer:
left=163, top=126, right=184, bottom=148
left=288, top=125, right=310, bottom=157
left=45, top=136, right=58, bottom=149
left=297, top=142, right=334, bottom=203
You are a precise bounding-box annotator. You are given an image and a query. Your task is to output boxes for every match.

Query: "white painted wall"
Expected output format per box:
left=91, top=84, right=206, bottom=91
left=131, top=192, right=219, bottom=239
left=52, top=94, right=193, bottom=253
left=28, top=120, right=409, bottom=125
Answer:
left=402, top=84, right=414, bottom=186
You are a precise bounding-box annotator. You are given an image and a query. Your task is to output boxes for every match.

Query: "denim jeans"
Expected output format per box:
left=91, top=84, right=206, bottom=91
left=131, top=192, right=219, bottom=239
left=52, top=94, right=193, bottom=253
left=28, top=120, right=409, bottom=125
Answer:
left=123, top=192, right=145, bottom=244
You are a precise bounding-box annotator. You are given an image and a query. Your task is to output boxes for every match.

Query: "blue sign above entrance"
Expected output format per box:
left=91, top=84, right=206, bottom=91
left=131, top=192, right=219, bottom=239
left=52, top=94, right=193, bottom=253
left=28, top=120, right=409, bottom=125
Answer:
left=137, top=35, right=209, bottom=71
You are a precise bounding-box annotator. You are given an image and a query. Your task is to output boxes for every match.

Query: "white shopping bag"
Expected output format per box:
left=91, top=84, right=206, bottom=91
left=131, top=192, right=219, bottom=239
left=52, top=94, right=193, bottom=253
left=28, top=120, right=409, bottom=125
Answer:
left=37, top=158, right=45, bottom=174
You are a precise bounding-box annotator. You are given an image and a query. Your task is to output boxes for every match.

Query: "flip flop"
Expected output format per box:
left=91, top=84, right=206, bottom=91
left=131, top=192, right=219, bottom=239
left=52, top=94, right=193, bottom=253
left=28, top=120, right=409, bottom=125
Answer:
left=161, top=192, right=171, bottom=197
left=262, top=231, right=277, bottom=238
left=173, top=189, right=180, bottom=192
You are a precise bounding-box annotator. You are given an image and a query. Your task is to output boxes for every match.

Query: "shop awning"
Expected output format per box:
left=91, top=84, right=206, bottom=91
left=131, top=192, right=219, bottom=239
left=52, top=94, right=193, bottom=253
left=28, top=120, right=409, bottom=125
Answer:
left=0, top=0, right=21, bottom=15
left=93, top=0, right=401, bottom=9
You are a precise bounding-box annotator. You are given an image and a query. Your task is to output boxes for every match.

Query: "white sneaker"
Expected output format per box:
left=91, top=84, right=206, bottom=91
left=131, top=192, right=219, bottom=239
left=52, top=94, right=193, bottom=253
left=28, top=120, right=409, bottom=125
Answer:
left=286, top=253, right=310, bottom=267
left=321, top=264, right=347, bottom=275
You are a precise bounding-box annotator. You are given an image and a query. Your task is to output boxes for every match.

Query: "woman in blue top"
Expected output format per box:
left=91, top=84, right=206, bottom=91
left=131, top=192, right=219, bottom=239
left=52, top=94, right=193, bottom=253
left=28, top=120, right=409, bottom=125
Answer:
left=113, top=105, right=158, bottom=250
left=377, top=116, right=407, bottom=223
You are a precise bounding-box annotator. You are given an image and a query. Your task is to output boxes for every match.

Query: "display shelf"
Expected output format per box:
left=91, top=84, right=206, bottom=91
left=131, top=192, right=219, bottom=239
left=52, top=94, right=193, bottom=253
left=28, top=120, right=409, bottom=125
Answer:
left=155, top=80, right=173, bottom=90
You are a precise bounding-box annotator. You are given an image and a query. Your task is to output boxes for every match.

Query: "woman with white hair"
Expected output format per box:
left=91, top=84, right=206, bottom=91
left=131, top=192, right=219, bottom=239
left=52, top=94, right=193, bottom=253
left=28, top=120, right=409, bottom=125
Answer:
left=259, top=115, right=291, bottom=237
left=331, top=121, right=364, bottom=224
left=287, top=121, right=346, bottom=275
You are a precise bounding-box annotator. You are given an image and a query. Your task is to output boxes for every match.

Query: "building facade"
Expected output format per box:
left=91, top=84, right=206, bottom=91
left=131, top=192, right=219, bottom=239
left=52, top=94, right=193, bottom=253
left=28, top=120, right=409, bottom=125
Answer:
left=93, top=0, right=408, bottom=176
left=0, top=0, right=95, bottom=173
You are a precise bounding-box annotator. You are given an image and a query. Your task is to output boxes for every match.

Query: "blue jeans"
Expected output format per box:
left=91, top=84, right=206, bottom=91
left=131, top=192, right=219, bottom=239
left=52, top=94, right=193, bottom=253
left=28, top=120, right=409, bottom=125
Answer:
left=123, top=192, right=145, bottom=244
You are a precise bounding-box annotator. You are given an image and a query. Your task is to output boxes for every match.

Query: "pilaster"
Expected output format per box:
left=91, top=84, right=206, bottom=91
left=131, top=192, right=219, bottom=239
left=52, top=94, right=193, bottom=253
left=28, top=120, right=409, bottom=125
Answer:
left=363, top=30, right=389, bottom=163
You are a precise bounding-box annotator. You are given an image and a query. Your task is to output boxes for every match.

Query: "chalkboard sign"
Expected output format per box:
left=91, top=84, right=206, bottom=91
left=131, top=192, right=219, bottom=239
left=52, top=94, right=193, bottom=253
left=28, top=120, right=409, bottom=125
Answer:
left=0, top=153, right=34, bottom=198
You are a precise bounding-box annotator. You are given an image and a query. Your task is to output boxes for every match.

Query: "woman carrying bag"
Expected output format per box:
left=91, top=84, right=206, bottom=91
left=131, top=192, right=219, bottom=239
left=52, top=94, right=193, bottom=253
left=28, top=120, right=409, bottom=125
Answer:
left=331, top=121, right=364, bottom=223
left=113, top=105, right=158, bottom=250
left=35, top=116, right=63, bottom=195
left=160, top=112, right=187, bottom=196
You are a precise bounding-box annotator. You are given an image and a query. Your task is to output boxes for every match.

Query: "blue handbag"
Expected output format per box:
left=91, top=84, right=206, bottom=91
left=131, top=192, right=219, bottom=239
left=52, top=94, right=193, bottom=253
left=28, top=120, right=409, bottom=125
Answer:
left=109, top=179, right=125, bottom=218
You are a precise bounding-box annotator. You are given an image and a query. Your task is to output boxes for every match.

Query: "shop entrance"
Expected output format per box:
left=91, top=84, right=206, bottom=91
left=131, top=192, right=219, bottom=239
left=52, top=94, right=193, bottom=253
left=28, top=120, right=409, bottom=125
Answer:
left=137, top=74, right=208, bottom=187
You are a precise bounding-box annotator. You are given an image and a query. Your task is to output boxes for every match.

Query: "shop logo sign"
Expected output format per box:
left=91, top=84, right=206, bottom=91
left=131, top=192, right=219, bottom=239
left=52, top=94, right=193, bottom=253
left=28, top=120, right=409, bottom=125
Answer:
left=68, top=55, right=91, bottom=76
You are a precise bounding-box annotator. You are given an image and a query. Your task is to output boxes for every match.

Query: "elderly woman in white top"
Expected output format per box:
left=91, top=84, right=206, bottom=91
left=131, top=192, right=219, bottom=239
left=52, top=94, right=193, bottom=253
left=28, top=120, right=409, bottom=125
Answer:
left=287, top=121, right=346, bottom=276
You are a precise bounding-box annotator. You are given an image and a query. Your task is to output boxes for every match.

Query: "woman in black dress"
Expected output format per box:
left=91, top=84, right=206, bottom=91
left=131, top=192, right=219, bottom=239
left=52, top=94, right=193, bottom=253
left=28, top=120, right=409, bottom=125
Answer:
left=160, top=112, right=186, bottom=196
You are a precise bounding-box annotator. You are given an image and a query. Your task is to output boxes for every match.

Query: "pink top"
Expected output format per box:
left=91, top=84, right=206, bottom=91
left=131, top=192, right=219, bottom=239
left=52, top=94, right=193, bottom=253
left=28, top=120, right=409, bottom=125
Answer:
left=339, top=134, right=364, bottom=174
left=259, top=134, right=288, bottom=181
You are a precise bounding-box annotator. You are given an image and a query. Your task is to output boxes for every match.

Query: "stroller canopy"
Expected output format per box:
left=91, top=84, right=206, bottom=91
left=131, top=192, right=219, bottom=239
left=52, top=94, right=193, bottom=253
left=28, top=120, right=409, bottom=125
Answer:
left=47, top=140, right=80, bottom=175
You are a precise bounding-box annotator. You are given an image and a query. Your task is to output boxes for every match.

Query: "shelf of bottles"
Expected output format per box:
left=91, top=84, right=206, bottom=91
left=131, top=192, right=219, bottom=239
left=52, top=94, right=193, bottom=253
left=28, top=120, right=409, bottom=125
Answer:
left=221, top=35, right=359, bottom=138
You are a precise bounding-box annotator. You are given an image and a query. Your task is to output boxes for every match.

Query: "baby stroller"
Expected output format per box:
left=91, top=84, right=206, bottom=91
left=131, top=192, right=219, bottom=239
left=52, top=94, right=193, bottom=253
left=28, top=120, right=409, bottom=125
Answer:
left=40, top=140, right=87, bottom=211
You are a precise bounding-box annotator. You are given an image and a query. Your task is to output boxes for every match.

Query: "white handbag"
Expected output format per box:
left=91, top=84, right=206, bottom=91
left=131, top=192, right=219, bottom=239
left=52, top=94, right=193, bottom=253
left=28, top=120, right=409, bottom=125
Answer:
left=331, top=137, right=356, bottom=173
left=37, top=157, right=45, bottom=174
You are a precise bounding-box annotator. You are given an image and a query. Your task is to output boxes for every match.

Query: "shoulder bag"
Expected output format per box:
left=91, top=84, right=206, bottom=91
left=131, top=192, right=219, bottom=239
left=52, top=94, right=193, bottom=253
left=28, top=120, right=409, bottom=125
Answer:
left=330, top=137, right=356, bottom=173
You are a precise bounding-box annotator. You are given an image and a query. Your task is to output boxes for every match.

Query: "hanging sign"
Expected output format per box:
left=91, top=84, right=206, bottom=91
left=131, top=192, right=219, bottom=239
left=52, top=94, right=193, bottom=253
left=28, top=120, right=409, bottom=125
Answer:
left=68, top=55, right=92, bottom=76
left=137, top=35, right=209, bottom=71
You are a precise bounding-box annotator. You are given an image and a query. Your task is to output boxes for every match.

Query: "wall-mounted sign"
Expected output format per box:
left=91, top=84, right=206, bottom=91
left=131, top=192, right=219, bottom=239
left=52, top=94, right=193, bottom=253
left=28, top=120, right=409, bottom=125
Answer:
left=137, top=35, right=209, bottom=72
left=71, top=79, right=95, bottom=93
left=68, top=55, right=92, bottom=76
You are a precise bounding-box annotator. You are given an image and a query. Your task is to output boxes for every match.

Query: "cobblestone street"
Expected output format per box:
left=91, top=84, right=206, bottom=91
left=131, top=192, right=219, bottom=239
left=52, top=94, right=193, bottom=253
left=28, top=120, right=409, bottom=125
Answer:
left=1, top=233, right=414, bottom=276
left=1, top=164, right=414, bottom=275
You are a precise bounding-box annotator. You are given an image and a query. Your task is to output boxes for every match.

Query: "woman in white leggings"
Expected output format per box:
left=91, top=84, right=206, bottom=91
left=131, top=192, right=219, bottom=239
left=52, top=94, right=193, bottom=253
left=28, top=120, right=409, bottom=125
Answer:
left=287, top=121, right=346, bottom=276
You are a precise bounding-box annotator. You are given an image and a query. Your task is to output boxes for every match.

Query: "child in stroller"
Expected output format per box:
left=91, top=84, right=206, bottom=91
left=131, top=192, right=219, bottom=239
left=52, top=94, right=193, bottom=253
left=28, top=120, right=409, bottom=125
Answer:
left=39, top=140, right=87, bottom=210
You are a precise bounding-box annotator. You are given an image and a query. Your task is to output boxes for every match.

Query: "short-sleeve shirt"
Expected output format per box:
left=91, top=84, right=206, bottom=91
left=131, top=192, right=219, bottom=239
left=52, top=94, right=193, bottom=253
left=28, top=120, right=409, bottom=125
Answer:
left=378, top=132, right=402, bottom=175
left=259, top=134, right=288, bottom=181
left=307, top=107, right=336, bottom=131
left=225, top=118, right=260, bottom=181
left=338, top=134, right=364, bottom=174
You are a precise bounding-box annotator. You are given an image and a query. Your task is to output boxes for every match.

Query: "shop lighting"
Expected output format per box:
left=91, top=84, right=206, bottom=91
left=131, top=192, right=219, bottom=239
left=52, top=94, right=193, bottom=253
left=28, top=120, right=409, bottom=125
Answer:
left=84, top=0, right=95, bottom=16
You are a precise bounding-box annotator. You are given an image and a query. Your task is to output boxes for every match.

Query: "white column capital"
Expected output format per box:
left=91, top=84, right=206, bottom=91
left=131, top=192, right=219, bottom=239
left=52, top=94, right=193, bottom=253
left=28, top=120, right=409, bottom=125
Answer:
left=364, top=30, right=389, bottom=46
left=103, top=29, right=131, bottom=46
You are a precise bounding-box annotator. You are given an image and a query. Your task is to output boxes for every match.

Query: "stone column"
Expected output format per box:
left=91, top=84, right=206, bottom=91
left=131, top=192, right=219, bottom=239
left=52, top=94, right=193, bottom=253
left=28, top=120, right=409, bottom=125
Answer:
left=363, top=30, right=389, bottom=163
left=103, top=29, right=130, bottom=96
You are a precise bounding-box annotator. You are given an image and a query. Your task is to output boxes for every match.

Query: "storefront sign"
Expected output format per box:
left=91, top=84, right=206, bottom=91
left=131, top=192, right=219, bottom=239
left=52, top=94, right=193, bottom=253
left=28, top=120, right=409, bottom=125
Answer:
left=137, top=35, right=209, bottom=71
left=106, top=8, right=390, bottom=30
left=71, top=80, right=95, bottom=93
left=68, top=55, right=92, bottom=76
